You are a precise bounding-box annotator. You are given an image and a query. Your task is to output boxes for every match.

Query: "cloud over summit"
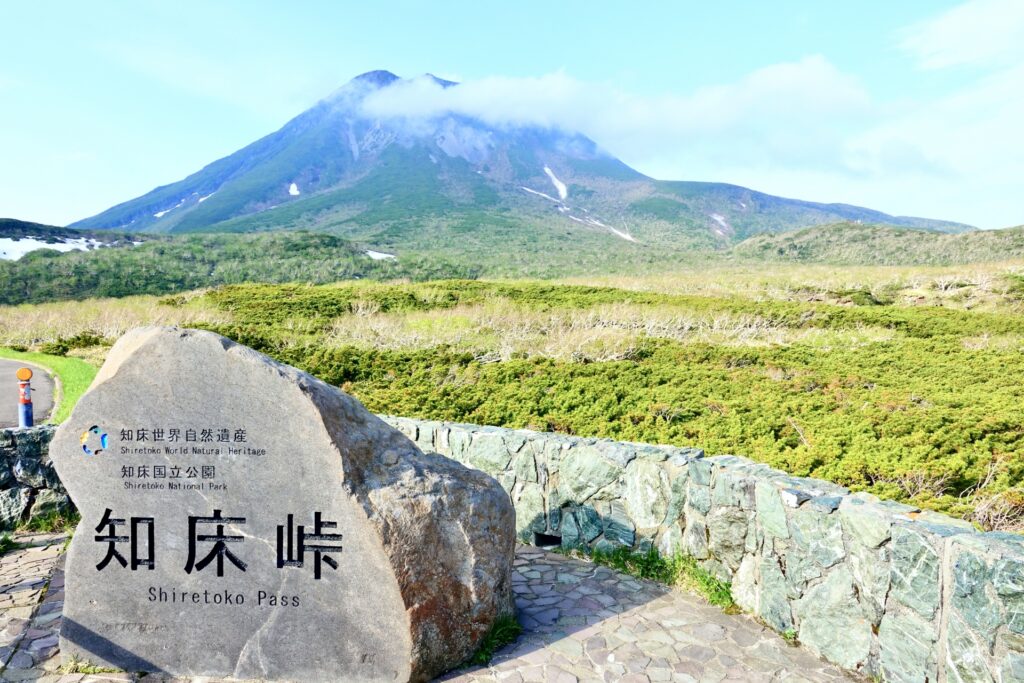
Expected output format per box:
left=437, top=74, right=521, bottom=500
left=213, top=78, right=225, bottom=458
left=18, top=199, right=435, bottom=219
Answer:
left=353, top=12, right=1023, bottom=230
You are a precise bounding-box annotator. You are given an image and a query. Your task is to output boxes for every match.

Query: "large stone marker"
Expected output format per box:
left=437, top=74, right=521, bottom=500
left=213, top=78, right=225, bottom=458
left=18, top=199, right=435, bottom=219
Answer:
left=51, top=327, right=516, bottom=682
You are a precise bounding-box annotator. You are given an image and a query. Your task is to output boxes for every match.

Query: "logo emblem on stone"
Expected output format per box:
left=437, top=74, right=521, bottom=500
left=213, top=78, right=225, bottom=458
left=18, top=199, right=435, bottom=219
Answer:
left=79, top=425, right=108, bottom=455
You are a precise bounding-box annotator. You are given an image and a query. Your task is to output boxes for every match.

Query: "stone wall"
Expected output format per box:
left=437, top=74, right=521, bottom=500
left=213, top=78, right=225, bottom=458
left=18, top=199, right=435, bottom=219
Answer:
left=382, top=416, right=1024, bottom=682
left=0, top=426, right=70, bottom=529
left=9, top=419, right=1024, bottom=680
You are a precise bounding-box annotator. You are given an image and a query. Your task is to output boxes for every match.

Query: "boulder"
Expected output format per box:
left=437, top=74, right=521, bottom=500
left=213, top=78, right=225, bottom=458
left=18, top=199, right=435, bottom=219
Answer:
left=50, top=327, right=516, bottom=682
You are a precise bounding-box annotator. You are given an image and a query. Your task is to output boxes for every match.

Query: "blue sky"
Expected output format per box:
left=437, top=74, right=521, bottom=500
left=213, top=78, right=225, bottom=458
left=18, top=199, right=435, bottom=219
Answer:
left=1, top=0, right=1022, bottom=228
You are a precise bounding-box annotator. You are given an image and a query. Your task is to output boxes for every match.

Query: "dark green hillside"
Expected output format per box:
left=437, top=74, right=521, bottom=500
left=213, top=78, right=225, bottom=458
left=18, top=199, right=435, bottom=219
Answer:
left=7, top=217, right=1024, bottom=306
left=734, top=222, right=1024, bottom=265
left=0, top=231, right=475, bottom=305
left=0, top=218, right=127, bottom=243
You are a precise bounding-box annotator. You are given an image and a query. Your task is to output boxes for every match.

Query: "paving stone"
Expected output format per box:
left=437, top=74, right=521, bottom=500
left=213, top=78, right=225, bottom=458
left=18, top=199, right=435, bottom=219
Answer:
left=1, top=531, right=851, bottom=683
left=3, top=667, right=48, bottom=681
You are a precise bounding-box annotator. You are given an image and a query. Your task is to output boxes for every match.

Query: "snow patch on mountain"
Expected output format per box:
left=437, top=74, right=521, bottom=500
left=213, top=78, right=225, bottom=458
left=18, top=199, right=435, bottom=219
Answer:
left=607, top=227, right=637, bottom=243
left=365, top=249, right=397, bottom=260
left=198, top=192, right=215, bottom=203
left=565, top=215, right=637, bottom=243
left=153, top=197, right=187, bottom=218
left=521, top=187, right=561, bottom=203
left=583, top=216, right=637, bottom=243
left=522, top=179, right=634, bottom=242
left=289, top=183, right=301, bottom=196
left=0, top=236, right=106, bottom=261
left=543, top=166, right=568, bottom=200
left=709, top=213, right=732, bottom=238
left=347, top=125, right=360, bottom=160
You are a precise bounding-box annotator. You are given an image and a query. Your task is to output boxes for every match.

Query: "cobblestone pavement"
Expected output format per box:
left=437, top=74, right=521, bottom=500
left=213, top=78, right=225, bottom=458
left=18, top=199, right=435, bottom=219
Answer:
left=0, top=533, right=71, bottom=682
left=441, top=546, right=853, bottom=683
left=0, top=538, right=853, bottom=682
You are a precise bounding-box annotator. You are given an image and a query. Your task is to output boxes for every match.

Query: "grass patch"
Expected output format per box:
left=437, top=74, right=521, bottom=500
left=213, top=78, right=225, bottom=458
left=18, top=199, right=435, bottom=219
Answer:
left=562, top=546, right=738, bottom=612
left=465, top=614, right=523, bottom=666
left=669, top=554, right=738, bottom=611
left=0, top=348, right=97, bottom=423
left=0, top=533, right=25, bottom=554
left=57, top=655, right=122, bottom=675
left=20, top=509, right=81, bottom=533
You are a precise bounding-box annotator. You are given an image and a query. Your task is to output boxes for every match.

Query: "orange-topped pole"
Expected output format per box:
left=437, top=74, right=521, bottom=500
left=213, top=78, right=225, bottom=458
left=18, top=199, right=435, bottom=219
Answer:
left=16, top=367, right=33, bottom=428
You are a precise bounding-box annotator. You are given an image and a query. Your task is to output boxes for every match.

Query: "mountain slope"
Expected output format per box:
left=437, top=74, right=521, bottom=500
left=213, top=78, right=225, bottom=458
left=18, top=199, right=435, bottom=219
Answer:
left=72, top=70, right=974, bottom=250
left=733, top=222, right=1024, bottom=265
left=0, top=230, right=474, bottom=305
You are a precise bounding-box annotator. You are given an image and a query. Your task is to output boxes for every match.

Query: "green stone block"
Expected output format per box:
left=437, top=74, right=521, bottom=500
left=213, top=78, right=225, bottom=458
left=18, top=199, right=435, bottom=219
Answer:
left=995, top=558, right=1024, bottom=634
left=793, top=566, right=872, bottom=670
left=953, top=552, right=1003, bottom=644
left=789, top=505, right=845, bottom=568
left=945, top=612, right=996, bottom=683
left=754, top=481, right=789, bottom=540
left=891, top=525, right=941, bottom=619
left=687, top=482, right=711, bottom=515
left=878, top=611, right=937, bottom=683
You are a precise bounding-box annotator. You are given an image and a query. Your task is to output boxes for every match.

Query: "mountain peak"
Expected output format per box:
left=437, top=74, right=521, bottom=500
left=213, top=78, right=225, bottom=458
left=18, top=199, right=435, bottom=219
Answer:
left=69, top=68, right=974, bottom=239
left=423, top=73, right=458, bottom=88
left=350, top=70, right=400, bottom=88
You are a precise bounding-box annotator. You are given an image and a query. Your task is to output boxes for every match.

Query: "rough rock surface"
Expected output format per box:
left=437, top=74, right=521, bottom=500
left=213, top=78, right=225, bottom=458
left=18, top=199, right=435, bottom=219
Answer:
left=878, top=611, right=937, bottom=683
left=49, top=327, right=515, bottom=682
left=792, top=566, right=871, bottom=669
left=0, top=426, right=68, bottom=529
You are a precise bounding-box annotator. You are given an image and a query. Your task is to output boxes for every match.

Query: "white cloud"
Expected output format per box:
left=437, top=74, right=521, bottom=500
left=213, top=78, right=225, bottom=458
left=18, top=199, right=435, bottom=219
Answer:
left=900, top=0, right=1024, bottom=69
left=846, top=65, right=1024, bottom=176
left=357, top=51, right=1022, bottom=228
left=360, top=56, right=873, bottom=171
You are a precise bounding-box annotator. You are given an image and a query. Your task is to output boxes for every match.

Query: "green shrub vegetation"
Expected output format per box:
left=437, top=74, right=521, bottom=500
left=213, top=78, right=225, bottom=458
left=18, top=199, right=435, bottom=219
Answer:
left=0, top=231, right=477, bottom=305
left=9, top=218, right=1024, bottom=307
left=5, top=273, right=1023, bottom=524
left=183, top=279, right=1024, bottom=521
left=735, top=222, right=1024, bottom=265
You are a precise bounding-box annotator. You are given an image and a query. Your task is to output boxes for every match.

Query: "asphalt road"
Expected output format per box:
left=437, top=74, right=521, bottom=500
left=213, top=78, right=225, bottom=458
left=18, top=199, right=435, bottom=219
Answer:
left=0, top=360, right=54, bottom=428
